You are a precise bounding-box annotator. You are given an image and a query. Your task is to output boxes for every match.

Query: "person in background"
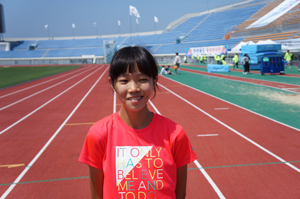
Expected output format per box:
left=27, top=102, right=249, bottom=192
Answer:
left=165, top=65, right=173, bottom=74
left=200, top=56, right=203, bottom=64
left=284, top=50, right=292, bottom=69
left=232, top=53, right=239, bottom=69
left=183, top=56, right=187, bottom=63
left=204, top=54, right=207, bottom=64
left=197, top=55, right=200, bottom=63
left=174, top=52, right=181, bottom=74
left=191, top=54, right=194, bottom=63
left=242, top=54, right=250, bottom=74
left=160, top=65, right=168, bottom=75
left=214, top=54, right=221, bottom=64
left=221, top=54, right=226, bottom=62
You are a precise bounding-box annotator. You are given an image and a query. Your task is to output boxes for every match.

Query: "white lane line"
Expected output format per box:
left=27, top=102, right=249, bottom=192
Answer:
left=193, top=160, right=226, bottom=199
left=0, top=66, right=89, bottom=99
left=160, top=75, right=300, bottom=132
left=158, top=82, right=300, bottom=173
left=282, top=88, right=300, bottom=90
left=215, top=108, right=229, bottom=110
left=0, top=66, right=96, bottom=111
left=198, top=134, right=219, bottom=137
left=0, top=66, right=109, bottom=199
left=148, top=100, right=225, bottom=199
left=182, top=69, right=300, bottom=94
left=0, top=66, right=103, bottom=135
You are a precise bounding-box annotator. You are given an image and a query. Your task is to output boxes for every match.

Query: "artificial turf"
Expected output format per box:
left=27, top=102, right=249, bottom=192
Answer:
left=0, top=65, right=82, bottom=89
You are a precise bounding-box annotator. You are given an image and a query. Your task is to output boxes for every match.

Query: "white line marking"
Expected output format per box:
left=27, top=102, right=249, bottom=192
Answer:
left=215, top=108, right=229, bottom=110
left=158, top=82, right=300, bottom=173
left=0, top=66, right=89, bottom=99
left=148, top=100, right=225, bottom=199
left=183, top=69, right=300, bottom=94
left=282, top=88, right=300, bottom=90
left=0, top=66, right=96, bottom=111
left=197, top=134, right=219, bottom=137
left=0, top=66, right=103, bottom=135
left=160, top=75, right=300, bottom=132
left=194, top=160, right=226, bottom=199
left=0, top=66, right=109, bottom=199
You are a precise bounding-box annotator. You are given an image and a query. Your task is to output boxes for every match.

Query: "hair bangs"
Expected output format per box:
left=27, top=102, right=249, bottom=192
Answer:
left=109, top=46, right=158, bottom=86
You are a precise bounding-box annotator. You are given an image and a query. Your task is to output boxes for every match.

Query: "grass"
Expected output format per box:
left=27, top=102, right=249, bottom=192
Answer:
left=0, top=65, right=82, bottom=89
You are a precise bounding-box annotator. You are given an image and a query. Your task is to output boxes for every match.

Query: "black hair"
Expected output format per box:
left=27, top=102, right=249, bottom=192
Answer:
left=109, top=46, right=159, bottom=98
left=176, top=53, right=178, bottom=55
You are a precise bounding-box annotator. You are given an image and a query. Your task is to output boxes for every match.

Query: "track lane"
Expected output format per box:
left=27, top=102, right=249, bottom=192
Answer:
left=0, top=66, right=102, bottom=134
left=0, top=66, right=108, bottom=197
left=148, top=75, right=300, bottom=198
left=0, top=66, right=111, bottom=198
left=0, top=65, right=89, bottom=97
left=0, top=66, right=97, bottom=109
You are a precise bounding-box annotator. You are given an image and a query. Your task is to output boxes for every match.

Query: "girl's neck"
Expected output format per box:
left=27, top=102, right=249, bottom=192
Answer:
left=118, top=105, right=153, bottom=129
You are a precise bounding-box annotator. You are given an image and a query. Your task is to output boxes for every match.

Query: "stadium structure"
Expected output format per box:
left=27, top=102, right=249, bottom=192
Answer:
left=1, top=0, right=300, bottom=65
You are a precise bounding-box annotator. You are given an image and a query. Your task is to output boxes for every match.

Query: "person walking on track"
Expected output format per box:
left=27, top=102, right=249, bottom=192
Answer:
left=174, top=52, right=181, bottom=74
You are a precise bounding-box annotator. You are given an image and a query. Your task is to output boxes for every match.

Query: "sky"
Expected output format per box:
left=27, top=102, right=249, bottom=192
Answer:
left=0, top=0, right=245, bottom=39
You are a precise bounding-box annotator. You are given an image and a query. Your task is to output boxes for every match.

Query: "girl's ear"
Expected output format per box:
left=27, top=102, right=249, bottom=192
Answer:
left=108, top=77, right=115, bottom=91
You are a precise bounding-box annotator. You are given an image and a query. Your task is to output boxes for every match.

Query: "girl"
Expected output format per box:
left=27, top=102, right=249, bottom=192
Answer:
left=79, top=46, right=197, bottom=199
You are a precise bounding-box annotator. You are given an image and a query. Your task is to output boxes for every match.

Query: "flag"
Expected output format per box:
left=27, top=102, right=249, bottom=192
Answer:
left=118, top=20, right=121, bottom=26
left=129, top=5, right=140, bottom=18
left=136, top=18, right=139, bottom=24
left=72, top=23, right=75, bottom=28
left=93, top=22, right=97, bottom=27
left=45, top=24, right=48, bottom=29
left=154, top=16, right=159, bottom=23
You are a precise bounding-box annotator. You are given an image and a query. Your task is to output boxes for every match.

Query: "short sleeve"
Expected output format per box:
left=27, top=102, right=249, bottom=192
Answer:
left=78, top=126, right=107, bottom=170
left=172, top=128, right=197, bottom=168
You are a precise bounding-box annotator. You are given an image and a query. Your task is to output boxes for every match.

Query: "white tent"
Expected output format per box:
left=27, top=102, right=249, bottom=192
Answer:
left=256, top=39, right=278, bottom=44
left=231, top=41, right=255, bottom=52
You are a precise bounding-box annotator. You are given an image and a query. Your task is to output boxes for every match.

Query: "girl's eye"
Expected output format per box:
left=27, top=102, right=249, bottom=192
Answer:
left=119, top=79, right=128, bottom=83
left=139, top=78, right=149, bottom=82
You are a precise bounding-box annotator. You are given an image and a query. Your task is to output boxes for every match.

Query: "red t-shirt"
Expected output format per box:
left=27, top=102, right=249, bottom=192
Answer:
left=79, top=112, right=197, bottom=199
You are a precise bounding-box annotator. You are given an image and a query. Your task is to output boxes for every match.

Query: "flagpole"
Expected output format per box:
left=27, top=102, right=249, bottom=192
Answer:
left=130, top=15, right=132, bottom=44
left=47, top=28, right=50, bottom=40
left=118, top=25, right=120, bottom=37
left=154, top=22, right=156, bottom=35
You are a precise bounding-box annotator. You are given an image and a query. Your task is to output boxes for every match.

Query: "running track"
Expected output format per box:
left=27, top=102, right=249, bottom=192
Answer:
left=0, top=64, right=299, bottom=198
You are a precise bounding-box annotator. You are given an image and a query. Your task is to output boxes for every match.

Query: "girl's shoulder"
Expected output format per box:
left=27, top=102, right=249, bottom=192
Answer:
left=88, top=113, right=116, bottom=139
left=154, top=113, right=184, bottom=135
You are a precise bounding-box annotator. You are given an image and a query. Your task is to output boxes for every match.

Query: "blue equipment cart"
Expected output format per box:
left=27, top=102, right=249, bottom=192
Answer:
left=260, top=56, right=285, bottom=75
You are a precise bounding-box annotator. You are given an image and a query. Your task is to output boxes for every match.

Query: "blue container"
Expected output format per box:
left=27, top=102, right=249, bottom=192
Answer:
left=241, top=44, right=281, bottom=53
left=207, top=64, right=229, bottom=73
left=260, top=56, right=284, bottom=75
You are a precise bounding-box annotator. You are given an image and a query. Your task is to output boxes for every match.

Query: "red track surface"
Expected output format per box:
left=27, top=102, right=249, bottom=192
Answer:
left=1, top=65, right=300, bottom=198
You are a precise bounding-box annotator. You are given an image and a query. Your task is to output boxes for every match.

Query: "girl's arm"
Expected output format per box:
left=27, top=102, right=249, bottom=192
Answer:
left=175, top=164, right=188, bottom=199
left=88, top=165, right=104, bottom=199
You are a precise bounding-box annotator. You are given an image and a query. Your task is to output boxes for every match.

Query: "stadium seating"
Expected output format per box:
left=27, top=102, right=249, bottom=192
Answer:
left=242, top=31, right=298, bottom=43
left=4, top=0, right=299, bottom=59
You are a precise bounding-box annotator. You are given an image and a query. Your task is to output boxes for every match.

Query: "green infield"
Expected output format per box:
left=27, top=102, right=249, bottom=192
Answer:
left=0, top=66, right=82, bottom=89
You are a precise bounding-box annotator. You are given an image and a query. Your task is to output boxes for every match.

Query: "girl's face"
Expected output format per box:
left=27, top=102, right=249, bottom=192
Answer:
left=110, top=66, right=157, bottom=113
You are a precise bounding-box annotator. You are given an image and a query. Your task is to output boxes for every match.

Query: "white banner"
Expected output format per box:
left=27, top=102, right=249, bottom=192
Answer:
left=247, top=0, right=300, bottom=29
left=186, top=45, right=228, bottom=56
left=154, top=16, right=159, bottom=23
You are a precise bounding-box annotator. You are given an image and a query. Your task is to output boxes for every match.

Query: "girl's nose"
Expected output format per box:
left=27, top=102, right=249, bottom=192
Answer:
left=129, top=81, right=140, bottom=92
